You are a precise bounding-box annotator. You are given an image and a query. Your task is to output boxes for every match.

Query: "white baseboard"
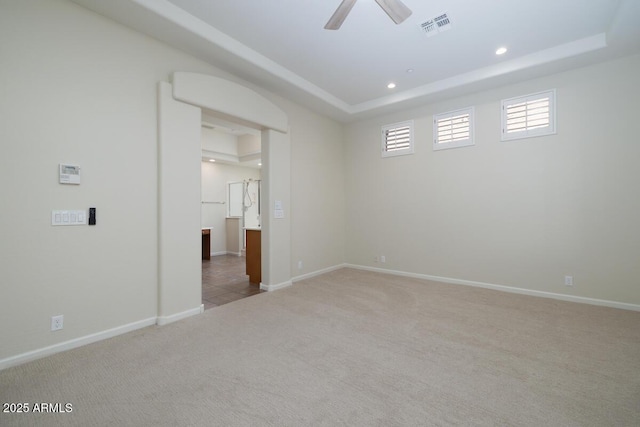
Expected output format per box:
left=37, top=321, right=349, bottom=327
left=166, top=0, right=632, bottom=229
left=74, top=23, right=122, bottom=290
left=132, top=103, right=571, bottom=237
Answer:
left=259, top=263, right=347, bottom=291
left=260, top=280, right=293, bottom=292
left=6, top=264, right=633, bottom=372
left=345, top=264, right=640, bottom=312
left=156, top=305, right=204, bottom=326
left=1, top=304, right=205, bottom=371
left=0, top=317, right=157, bottom=371
left=292, top=263, right=347, bottom=283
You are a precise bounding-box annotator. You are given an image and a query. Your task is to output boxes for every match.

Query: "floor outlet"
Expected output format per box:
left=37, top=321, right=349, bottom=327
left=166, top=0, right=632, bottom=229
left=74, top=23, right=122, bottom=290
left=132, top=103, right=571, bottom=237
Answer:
left=564, top=276, right=573, bottom=286
left=51, top=315, right=64, bottom=331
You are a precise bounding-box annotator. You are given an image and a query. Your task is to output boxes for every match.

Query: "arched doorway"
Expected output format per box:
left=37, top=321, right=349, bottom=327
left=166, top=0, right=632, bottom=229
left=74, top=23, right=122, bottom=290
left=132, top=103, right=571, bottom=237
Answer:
left=156, top=72, right=291, bottom=325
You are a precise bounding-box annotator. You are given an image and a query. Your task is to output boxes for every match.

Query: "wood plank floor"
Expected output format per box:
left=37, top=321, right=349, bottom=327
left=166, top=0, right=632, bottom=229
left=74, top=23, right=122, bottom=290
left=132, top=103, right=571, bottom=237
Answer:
left=202, top=254, right=263, bottom=310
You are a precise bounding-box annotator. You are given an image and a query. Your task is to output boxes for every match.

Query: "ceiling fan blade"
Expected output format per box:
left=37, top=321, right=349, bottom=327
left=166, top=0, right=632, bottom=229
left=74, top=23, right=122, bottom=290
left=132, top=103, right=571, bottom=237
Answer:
left=374, top=0, right=412, bottom=24
left=325, top=0, right=358, bottom=30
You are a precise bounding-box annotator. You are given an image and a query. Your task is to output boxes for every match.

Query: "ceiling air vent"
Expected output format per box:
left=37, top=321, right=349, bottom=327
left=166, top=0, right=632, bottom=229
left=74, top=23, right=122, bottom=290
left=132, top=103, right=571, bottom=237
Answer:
left=419, top=12, right=452, bottom=37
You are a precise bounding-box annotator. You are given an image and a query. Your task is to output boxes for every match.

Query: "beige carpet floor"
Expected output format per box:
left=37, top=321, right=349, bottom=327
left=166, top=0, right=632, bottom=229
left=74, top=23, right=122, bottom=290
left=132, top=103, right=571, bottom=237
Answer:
left=1, top=268, right=639, bottom=426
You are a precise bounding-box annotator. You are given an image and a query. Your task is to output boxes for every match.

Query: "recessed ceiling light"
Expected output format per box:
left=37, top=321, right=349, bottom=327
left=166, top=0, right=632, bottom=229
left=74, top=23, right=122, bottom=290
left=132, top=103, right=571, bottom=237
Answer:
left=209, top=159, right=215, bottom=162
left=387, top=82, right=396, bottom=89
left=258, top=163, right=262, bottom=166
left=406, top=68, right=414, bottom=73
left=496, top=47, right=507, bottom=55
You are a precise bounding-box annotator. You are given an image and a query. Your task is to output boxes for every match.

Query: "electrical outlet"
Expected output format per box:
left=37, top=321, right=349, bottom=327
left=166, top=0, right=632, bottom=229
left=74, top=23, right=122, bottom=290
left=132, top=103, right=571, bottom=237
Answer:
left=297, top=260, right=303, bottom=270
left=564, top=276, right=573, bottom=286
left=51, top=315, right=64, bottom=331
left=380, top=255, right=386, bottom=263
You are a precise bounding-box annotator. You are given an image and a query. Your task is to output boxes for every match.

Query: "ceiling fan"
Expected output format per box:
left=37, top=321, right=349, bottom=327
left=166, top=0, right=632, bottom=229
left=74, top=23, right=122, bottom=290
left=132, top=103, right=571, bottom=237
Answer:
left=325, top=0, right=412, bottom=30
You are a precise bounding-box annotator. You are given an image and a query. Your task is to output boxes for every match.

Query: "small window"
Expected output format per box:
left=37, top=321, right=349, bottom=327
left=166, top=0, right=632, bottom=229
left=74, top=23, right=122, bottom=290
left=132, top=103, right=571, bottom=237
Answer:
left=382, top=121, right=414, bottom=157
left=502, top=89, right=556, bottom=141
left=433, top=107, right=474, bottom=151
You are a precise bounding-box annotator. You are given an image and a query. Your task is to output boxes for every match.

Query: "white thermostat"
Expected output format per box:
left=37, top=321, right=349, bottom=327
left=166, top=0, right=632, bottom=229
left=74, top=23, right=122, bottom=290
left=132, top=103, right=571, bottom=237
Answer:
left=59, top=164, right=81, bottom=185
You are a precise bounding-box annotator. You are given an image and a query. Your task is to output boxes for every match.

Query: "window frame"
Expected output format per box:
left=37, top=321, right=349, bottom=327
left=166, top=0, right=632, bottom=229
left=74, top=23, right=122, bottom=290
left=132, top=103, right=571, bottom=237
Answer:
left=501, top=89, right=556, bottom=141
left=381, top=120, right=414, bottom=158
left=433, top=106, right=475, bottom=151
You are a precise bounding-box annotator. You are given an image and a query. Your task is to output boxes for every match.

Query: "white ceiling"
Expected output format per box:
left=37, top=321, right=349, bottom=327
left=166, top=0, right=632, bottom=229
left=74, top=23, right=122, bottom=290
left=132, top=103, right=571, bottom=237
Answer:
left=72, top=0, right=640, bottom=121
left=201, top=113, right=262, bottom=168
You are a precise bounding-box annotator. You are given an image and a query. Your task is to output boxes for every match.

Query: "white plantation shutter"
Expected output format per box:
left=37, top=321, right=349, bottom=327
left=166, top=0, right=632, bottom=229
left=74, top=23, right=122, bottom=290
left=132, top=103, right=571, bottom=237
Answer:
left=382, top=121, right=414, bottom=157
left=384, top=125, right=411, bottom=151
left=502, top=90, right=556, bottom=141
left=433, top=107, right=474, bottom=150
left=437, top=113, right=469, bottom=143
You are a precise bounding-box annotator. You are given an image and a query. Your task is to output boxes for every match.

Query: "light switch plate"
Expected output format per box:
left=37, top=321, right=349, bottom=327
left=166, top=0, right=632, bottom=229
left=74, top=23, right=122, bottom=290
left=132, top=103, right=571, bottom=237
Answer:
left=52, top=210, right=87, bottom=226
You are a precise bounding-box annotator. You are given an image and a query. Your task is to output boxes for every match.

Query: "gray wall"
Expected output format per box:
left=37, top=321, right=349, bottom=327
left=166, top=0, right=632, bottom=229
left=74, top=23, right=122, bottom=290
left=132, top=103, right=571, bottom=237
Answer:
left=345, top=54, right=640, bottom=305
left=0, top=0, right=345, bottom=363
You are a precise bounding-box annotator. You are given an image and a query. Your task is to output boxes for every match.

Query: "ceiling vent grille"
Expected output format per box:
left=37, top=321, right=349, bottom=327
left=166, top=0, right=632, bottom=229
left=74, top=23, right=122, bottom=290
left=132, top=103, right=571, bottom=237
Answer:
left=420, top=12, right=452, bottom=37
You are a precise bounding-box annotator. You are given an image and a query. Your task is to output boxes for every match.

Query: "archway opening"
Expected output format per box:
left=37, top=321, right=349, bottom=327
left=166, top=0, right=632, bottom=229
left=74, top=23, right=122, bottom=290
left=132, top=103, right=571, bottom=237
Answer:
left=156, top=73, right=291, bottom=325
